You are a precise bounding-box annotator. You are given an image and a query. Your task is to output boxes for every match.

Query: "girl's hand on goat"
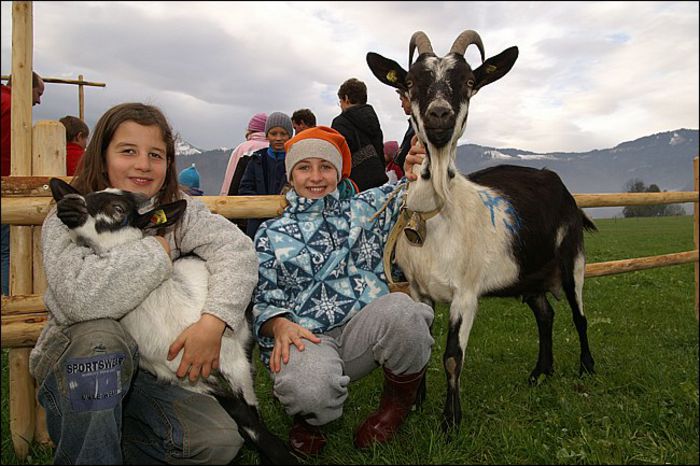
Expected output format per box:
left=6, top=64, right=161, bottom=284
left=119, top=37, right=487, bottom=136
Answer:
left=263, top=317, right=321, bottom=373
left=404, top=135, right=426, bottom=181
left=167, top=313, right=226, bottom=382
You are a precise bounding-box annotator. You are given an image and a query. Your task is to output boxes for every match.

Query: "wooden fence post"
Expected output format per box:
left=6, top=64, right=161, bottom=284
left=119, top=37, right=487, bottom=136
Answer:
left=31, top=120, right=66, bottom=446
left=78, top=74, right=84, bottom=120
left=8, top=1, right=35, bottom=460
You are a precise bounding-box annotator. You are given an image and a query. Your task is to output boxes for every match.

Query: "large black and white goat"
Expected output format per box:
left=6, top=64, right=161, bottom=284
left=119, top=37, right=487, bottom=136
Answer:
left=48, top=178, right=297, bottom=465
left=367, top=31, right=597, bottom=432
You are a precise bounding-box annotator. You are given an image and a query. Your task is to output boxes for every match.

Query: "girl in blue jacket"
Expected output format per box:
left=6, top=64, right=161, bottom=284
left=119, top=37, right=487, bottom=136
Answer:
left=252, top=125, right=434, bottom=456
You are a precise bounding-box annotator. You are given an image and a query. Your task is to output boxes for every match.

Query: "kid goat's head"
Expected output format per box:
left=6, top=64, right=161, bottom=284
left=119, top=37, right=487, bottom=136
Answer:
left=367, top=30, right=518, bottom=152
left=49, top=178, right=186, bottom=251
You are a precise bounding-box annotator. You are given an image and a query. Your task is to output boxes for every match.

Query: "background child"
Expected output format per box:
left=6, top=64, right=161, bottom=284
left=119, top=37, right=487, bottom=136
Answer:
left=32, top=102, right=258, bottom=464
left=252, top=126, right=434, bottom=456
left=383, top=139, right=404, bottom=181
left=178, top=162, right=204, bottom=196
left=219, top=112, right=269, bottom=196
left=238, top=111, right=293, bottom=238
left=59, top=115, right=89, bottom=176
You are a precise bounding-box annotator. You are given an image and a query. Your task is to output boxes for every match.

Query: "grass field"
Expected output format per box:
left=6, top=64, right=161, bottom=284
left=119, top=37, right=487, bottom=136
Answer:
left=2, top=215, right=698, bottom=464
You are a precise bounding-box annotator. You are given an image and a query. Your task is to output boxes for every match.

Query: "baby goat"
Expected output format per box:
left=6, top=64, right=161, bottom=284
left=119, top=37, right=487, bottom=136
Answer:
left=367, top=31, right=596, bottom=433
left=48, top=178, right=297, bottom=465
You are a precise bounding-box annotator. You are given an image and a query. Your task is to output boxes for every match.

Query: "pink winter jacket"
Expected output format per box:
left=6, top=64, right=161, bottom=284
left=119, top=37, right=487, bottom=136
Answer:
left=219, top=132, right=269, bottom=195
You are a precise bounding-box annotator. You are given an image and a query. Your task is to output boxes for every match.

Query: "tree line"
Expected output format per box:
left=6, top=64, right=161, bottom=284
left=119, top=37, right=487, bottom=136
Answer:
left=622, top=178, right=687, bottom=217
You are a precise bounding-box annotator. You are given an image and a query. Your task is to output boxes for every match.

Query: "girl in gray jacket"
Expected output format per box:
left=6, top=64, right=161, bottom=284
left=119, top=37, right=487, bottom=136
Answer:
left=30, top=103, right=259, bottom=464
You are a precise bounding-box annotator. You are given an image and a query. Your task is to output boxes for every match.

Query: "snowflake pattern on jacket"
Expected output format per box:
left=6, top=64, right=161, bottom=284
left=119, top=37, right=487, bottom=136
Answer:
left=252, top=180, right=406, bottom=368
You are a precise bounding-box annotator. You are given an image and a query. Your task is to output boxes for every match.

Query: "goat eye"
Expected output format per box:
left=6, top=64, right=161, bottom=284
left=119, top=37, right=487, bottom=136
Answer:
left=114, top=205, right=125, bottom=215
left=406, top=79, right=414, bottom=89
left=467, top=79, right=475, bottom=88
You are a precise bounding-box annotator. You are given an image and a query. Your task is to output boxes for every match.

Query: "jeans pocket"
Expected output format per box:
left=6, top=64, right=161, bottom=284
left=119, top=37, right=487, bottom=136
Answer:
left=32, top=327, right=71, bottom=388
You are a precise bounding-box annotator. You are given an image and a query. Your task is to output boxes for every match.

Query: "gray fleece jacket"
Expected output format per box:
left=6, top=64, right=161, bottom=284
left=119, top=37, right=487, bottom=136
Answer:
left=29, top=193, right=258, bottom=377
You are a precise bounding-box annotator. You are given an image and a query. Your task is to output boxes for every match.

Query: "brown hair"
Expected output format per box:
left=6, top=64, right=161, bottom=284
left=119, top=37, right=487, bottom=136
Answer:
left=337, top=78, right=367, bottom=105
left=71, top=102, right=180, bottom=206
left=291, top=108, right=316, bottom=127
left=59, top=115, right=89, bottom=143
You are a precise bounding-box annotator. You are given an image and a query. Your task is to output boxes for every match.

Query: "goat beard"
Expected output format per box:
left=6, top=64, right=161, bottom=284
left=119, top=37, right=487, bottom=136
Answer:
left=428, top=147, right=455, bottom=206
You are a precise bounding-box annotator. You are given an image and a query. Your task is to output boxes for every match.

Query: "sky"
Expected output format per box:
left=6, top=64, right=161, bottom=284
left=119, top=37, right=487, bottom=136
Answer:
left=1, top=1, right=698, bottom=154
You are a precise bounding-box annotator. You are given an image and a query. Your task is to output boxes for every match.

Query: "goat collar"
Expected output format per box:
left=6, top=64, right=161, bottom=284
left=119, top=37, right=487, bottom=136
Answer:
left=403, top=204, right=442, bottom=221
left=382, top=199, right=443, bottom=294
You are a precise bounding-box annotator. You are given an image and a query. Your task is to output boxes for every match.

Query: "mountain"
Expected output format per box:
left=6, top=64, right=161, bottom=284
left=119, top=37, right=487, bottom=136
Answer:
left=176, top=148, right=231, bottom=196
left=453, top=129, right=698, bottom=217
left=176, top=129, right=698, bottom=218
left=175, top=137, right=203, bottom=156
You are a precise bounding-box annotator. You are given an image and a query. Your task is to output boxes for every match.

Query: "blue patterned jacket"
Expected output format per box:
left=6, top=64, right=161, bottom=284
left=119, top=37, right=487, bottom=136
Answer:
left=252, top=180, right=406, bottom=367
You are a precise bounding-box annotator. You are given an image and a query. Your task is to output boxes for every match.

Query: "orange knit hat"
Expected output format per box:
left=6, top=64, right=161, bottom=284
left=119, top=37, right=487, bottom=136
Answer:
left=284, top=126, right=352, bottom=181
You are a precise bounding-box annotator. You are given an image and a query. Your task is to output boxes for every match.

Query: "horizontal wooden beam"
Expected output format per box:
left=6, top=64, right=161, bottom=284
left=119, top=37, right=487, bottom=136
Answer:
left=3, top=249, right=696, bottom=348
left=0, top=194, right=288, bottom=224
left=575, top=191, right=698, bottom=208
left=584, top=250, right=698, bottom=278
left=1, top=75, right=105, bottom=87
left=1, top=176, right=72, bottom=197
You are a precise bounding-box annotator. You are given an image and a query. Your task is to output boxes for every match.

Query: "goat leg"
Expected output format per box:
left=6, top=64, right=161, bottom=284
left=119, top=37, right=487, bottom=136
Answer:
left=215, top=392, right=299, bottom=465
left=442, top=316, right=463, bottom=436
left=524, top=294, right=555, bottom=384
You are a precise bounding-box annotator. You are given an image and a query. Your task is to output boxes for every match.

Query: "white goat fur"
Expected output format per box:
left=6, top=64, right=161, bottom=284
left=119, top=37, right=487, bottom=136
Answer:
left=71, top=201, right=256, bottom=402
left=397, top=148, right=524, bottom=326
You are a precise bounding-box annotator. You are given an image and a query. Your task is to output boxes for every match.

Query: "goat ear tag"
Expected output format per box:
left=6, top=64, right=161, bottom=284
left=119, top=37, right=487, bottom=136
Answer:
left=485, top=64, right=498, bottom=74
left=386, top=70, right=398, bottom=83
left=150, top=209, right=168, bottom=226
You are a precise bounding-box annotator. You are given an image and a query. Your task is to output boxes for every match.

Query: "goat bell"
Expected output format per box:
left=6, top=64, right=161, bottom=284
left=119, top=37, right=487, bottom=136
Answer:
left=403, top=212, right=427, bottom=246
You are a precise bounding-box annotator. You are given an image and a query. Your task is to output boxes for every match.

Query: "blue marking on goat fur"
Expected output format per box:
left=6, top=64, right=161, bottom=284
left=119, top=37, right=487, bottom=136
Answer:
left=478, top=190, right=520, bottom=234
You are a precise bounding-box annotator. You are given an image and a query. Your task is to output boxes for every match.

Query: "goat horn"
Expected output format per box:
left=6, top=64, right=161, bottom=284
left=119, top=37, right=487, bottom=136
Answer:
left=449, top=30, right=485, bottom=63
left=409, top=31, right=434, bottom=65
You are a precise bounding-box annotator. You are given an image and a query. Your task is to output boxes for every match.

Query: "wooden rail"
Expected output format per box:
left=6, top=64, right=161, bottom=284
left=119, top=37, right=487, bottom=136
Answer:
left=1, top=74, right=106, bottom=120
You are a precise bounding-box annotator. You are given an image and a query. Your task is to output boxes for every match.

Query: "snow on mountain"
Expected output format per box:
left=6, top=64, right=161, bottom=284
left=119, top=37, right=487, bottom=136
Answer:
left=669, top=132, right=685, bottom=146
left=484, top=149, right=513, bottom=160
left=175, top=137, right=202, bottom=156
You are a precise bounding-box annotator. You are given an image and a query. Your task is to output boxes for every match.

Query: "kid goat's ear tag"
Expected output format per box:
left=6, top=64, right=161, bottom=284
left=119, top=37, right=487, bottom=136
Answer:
left=386, top=70, right=398, bottom=83
left=150, top=209, right=168, bottom=226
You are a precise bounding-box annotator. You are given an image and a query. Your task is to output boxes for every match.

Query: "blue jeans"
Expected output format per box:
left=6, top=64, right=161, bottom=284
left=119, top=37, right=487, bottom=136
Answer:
left=1, top=223, right=9, bottom=295
left=35, top=319, right=243, bottom=464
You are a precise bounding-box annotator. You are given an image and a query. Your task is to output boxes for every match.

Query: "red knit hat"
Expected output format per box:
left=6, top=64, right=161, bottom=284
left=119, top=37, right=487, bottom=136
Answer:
left=284, top=125, right=352, bottom=181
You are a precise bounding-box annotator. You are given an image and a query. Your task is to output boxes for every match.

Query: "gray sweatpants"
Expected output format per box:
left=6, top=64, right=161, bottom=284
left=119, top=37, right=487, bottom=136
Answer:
left=271, top=292, right=434, bottom=426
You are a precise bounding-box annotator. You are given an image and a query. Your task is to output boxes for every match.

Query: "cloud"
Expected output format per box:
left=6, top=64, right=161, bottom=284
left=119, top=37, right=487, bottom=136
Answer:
left=1, top=1, right=697, bottom=153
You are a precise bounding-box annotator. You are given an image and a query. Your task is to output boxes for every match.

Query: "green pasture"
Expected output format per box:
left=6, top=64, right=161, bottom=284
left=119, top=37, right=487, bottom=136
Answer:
left=2, top=215, right=698, bottom=464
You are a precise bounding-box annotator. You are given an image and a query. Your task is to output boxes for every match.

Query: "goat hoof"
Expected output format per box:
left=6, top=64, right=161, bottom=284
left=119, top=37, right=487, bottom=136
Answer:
left=528, top=368, right=552, bottom=386
left=579, top=362, right=596, bottom=377
left=440, top=416, right=459, bottom=440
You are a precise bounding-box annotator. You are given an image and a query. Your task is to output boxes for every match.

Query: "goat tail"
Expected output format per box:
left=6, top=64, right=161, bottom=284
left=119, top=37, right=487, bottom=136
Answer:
left=579, top=209, right=597, bottom=232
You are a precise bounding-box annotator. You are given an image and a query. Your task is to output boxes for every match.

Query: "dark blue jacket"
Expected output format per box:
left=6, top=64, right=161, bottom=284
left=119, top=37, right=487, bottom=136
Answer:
left=238, top=147, right=287, bottom=238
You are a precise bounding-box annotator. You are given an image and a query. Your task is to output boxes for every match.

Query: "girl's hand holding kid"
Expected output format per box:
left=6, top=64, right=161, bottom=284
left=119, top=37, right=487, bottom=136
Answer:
left=168, top=313, right=226, bottom=382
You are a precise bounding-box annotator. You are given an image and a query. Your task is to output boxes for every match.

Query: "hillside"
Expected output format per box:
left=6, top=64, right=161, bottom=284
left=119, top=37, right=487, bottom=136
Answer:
left=176, top=129, right=698, bottom=218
